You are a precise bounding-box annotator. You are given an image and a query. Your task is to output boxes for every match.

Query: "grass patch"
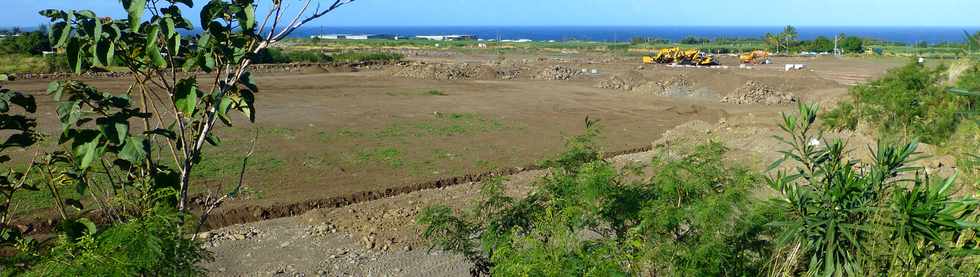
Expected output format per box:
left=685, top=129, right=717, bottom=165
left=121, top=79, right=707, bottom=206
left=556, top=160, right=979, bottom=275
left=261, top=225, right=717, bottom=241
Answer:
left=0, top=54, right=53, bottom=74
left=425, top=90, right=448, bottom=96
left=192, top=152, right=284, bottom=180
left=355, top=147, right=404, bottom=168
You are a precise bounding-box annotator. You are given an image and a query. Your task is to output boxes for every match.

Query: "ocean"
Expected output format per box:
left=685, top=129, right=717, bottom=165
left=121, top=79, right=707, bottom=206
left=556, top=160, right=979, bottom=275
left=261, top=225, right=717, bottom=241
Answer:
left=292, top=26, right=980, bottom=44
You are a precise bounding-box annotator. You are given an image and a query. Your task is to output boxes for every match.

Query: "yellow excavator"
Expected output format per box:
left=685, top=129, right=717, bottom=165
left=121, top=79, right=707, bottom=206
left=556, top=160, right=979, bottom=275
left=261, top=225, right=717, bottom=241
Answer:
left=643, top=47, right=718, bottom=66
left=739, top=50, right=770, bottom=64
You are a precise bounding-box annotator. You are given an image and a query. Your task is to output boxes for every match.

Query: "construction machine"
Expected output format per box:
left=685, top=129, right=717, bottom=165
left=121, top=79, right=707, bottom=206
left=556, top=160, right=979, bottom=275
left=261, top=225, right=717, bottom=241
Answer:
left=739, top=50, right=770, bottom=64
left=643, top=47, right=718, bottom=66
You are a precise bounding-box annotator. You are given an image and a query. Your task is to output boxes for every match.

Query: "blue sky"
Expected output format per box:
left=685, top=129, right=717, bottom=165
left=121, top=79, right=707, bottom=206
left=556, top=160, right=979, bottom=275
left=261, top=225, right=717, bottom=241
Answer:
left=3, top=0, right=978, bottom=27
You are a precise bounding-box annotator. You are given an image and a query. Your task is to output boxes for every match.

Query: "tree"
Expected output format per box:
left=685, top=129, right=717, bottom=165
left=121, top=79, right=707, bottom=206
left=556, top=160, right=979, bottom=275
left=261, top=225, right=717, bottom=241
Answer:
left=0, top=30, right=50, bottom=55
left=804, top=36, right=834, bottom=53
left=764, top=32, right=781, bottom=53
left=0, top=0, right=356, bottom=274
left=780, top=25, right=799, bottom=52
left=840, top=35, right=865, bottom=54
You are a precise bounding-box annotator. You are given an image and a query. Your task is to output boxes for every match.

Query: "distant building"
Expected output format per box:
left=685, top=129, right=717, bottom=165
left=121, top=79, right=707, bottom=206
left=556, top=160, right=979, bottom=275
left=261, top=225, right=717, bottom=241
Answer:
left=415, top=35, right=478, bottom=41
left=310, top=34, right=396, bottom=40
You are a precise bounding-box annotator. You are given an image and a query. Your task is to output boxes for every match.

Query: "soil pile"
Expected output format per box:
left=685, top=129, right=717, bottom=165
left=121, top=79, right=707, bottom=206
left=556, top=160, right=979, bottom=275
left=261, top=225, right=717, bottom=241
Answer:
left=495, top=64, right=528, bottom=80
left=633, top=75, right=707, bottom=98
left=596, top=71, right=646, bottom=90
left=533, top=65, right=580, bottom=80
left=389, top=62, right=498, bottom=80
left=721, top=80, right=799, bottom=105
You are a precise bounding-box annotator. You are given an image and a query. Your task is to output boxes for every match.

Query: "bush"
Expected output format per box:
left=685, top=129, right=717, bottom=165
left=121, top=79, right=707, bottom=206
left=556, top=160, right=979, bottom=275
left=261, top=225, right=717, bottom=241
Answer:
left=0, top=31, right=50, bottom=55
left=767, top=104, right=980, bottom=276
left=252, top=48, right=331, bottom=64
left=419, top=105, right=980, bottom=276
left=825, top=61, right=972, bottom=145
left=418, top=121, right=767, bottom=275
left=330, top=51, right=403, bottom=63
left=21, top=206, right=210, bottom=276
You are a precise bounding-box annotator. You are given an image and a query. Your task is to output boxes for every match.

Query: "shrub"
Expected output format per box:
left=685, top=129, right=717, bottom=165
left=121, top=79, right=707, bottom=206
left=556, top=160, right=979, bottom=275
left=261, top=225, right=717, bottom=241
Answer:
left=0, top=31, right=50, bottom=55
left=825, top=61, right=972, bottom=145
left=330, top=51, right=403, bottom=63
left=767, top=104, right=980, bottom=276
left=418, top=121, right=767, bottom=276
left=22, top=206, right=209, bottom=276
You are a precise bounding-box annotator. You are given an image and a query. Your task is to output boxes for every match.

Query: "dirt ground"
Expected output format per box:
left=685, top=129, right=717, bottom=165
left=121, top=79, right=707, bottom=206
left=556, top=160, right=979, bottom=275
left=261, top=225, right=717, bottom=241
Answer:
left=7, top=53, right=902, bottom=216
left=2, top=50, right=921, bottom=275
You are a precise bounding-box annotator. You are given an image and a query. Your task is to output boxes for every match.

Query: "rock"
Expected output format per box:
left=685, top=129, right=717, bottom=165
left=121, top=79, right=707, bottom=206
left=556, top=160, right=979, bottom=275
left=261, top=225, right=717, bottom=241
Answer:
left=533, top=65, right=581, bottom=80
left=596, top=71, right=645, bottom=90
left=721, top=80, right=798, bottom=105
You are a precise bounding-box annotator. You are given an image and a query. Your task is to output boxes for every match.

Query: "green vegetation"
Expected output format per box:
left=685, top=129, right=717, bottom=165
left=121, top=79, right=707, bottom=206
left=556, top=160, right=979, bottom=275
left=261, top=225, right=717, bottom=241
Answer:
left=425, top=89, right=448, bottom=96
left=0, top=29, right=50, bottom=55
left=252, top=48, right=332, bottom=64
left=356, top=147, right=405, bottom=168
left=825, top=61, right=977, bottom=148
left=0, top=0, right=350, bottom=274
left=252, top=48, right=403, bottom=64
left=330, top=51, right=404, bottom=63
left=418, top=105, right=980, bottom=276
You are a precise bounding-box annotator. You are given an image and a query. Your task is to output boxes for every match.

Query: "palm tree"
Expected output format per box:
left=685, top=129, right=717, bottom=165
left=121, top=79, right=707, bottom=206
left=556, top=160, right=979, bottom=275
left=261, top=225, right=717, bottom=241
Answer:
left=781, top=25, right=799, bottom=52
left=764, top=32, right=781, bottom=54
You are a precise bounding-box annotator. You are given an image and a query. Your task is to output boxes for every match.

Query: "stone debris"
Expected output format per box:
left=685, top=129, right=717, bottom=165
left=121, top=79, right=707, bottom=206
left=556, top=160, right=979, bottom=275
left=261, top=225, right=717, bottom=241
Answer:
left=721, top=80, right=799, bottom=105
left=596, top=71, right=645, bottom=90
left=202, top=227, right=263, bottom=247
left=389, top=62, right=498, bottom=80
left=533, top=65, right=581, bottom=80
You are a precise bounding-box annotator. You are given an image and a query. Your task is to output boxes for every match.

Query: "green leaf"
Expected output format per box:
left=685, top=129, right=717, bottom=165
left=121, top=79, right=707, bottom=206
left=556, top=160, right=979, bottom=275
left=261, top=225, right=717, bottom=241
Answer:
left=118, top=136, right=148, bottom=163
left=197, top=33, right=211, bottom=49
left=74, top=10, right=96, bottom=19
left=56, top=101, right=80, bottom=132
left=217, top=96, right=233, bottom=126
left=39, top=9, right=65, bottom=19
left=240, top=71, right=258, bottom=92
left=96, top=116, right=129, bottom=144
left=174, top=78, right=198, bottom=115
left=162, top=16, right=177, bottom=38
left=145, top=24, right=167, bottom=68
left=174, top=0, right=194, bottom=7
left=64, top=199, right=84, bottom=211
left=66, top=37, right=83, bottom=73
left=72, top=130, right=102, bottom=170
left=238, top=89, right=256, bottom=122
left=95, top=40, right=115, bottom=67
left=77, top=218, right=97, bottom=234
left=199, top=52, right=215, bottom=72
left=83, top=16, right=102, bottom=44
left=205, top=133, right=221, bottom=146
left=50, top=22, right=71, bottom=49
left=169, top=33, right=181, bottom=56
left=122, top=0, right=147, bottom=32
left=239, top=3, right=256, bottom=32
left=200, top=0, right=223, bottom=27
left=48, top=81, right=63, bottom=101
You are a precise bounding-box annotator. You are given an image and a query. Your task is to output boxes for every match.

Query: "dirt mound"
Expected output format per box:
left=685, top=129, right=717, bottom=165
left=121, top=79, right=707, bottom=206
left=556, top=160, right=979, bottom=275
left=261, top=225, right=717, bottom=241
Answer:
left=596, top=71, right=646, bottom=90
left=629, top=74, right=714, bottom=98
left=721, top=80, right=798, bottom=105
left=389, top=62, right=498, bottom=80
left=533, top=65, right=581, bottom=80
left=495, top=64, right=527, bottom=80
